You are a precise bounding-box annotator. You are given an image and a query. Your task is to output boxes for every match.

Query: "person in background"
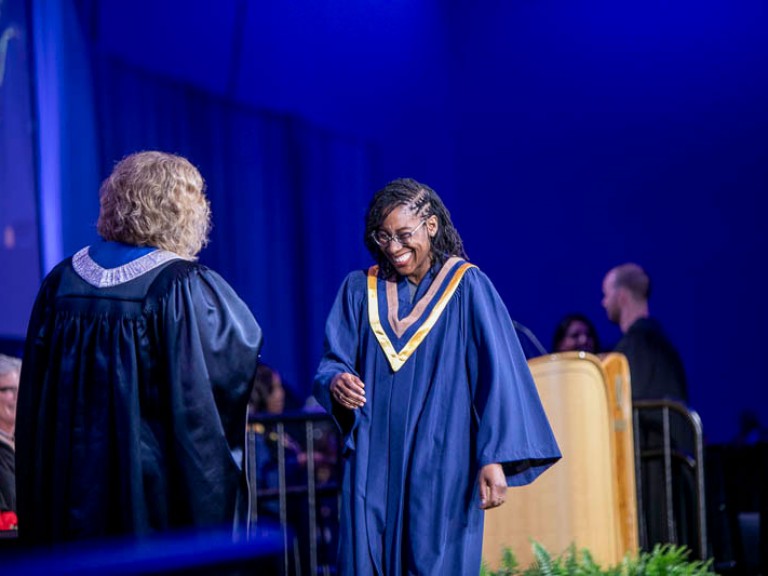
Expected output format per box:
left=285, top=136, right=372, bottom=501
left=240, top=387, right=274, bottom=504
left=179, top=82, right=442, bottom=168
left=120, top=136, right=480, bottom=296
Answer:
left=248, top=363, right=336, bottom=573
left=248, top=364, right=303, bottom=477
left=248, top=364, right=286, bottom=418
left=601, top=263, right=687, bottom=403
left=314, top=177, right=561, bottom=575
left=16, top=151, right=262, bottom=546
left=601, top=262, right=693, bottom=552
left=0, top=353, right=20, bottom=531
left=551, top=313, right=601, bottom=354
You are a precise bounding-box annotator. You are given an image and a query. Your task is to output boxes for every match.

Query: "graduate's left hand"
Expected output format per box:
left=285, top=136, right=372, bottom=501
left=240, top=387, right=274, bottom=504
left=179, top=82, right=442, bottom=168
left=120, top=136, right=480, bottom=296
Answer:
left=478, top=463, right=507, bottom=510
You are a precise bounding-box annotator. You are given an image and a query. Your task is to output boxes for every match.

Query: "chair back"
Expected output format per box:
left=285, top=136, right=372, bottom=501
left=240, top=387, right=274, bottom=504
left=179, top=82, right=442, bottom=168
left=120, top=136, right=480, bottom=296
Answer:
left=482, top=352, right=638, bottom=569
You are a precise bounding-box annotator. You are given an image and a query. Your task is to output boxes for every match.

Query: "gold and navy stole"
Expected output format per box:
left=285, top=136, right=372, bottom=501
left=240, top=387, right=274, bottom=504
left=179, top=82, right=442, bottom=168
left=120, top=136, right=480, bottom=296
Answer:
left=367, top=256, right=476, bottom=372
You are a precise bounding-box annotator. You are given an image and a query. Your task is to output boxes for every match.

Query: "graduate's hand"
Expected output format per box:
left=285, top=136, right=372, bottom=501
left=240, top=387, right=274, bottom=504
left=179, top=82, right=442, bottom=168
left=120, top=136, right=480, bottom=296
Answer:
left=478, top=463, right=507, bottom=510
left=330, top=372, right=366, bottom=410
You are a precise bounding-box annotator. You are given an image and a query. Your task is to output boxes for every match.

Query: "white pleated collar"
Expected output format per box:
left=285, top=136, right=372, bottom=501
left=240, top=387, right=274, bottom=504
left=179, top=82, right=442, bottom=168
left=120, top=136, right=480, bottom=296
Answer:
left=72, top=246, right=182, bottom=288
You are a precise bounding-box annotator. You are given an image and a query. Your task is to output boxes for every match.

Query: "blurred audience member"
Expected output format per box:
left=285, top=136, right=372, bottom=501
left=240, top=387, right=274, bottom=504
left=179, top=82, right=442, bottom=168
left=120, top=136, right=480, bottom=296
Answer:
left=248, top=362, right=303, bottom=506
left=248, top=364, right=287, bottom=417
left=0, top=354, right=20, bottom=531
left=248, top=364, right=321, bottom=573
left=551, top=313, right=600, bottom=354
left=248, top=366, right=342, bottom=571
left=602, top=262, right=687, bottom=402
left=601, top=262, right=693, bottom=552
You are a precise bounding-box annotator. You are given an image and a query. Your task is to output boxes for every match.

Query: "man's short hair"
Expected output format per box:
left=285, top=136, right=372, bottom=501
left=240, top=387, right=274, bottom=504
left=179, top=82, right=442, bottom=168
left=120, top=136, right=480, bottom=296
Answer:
left=612, top=263, right=651, bottom=300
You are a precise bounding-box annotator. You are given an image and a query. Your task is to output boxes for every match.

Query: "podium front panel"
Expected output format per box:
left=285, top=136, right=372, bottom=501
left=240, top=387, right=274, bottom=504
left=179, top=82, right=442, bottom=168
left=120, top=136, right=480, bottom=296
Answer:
left=482, top=353, right=628, bottom=569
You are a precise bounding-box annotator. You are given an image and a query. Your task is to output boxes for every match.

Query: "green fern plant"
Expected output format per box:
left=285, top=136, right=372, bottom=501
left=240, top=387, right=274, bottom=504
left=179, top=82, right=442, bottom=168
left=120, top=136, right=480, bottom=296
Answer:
left=481, top=546, right=520, bottom=576
left=482, top=543, right=715, bottom=576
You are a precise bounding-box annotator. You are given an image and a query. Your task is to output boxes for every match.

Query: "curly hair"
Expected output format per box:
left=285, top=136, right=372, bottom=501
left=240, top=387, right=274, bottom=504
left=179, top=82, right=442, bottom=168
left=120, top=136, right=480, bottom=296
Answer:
left=96, top=151, right=211, bottom=259
left=364, top=178, right=468, bottom=278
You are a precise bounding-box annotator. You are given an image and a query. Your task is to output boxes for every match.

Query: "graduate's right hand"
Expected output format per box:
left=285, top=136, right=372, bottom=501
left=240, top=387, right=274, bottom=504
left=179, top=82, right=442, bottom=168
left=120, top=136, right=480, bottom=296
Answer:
left=330, top=372, right=366, bottom=410
left=478, top=463, right=507, bottom=510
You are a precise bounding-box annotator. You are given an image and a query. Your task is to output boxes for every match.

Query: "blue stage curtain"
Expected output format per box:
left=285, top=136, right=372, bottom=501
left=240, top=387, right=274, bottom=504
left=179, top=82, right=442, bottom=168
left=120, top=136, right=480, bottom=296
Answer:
left=1, top=0, right=42, bottom=338
left=33, top=0, right=374, bottom=399
left=32, top=0, right=101, bottom=273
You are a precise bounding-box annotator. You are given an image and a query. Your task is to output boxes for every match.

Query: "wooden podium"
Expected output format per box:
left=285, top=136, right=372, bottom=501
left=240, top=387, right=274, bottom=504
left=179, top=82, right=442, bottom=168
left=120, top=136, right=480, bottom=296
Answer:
left=482, top=352, right=638, bottom=569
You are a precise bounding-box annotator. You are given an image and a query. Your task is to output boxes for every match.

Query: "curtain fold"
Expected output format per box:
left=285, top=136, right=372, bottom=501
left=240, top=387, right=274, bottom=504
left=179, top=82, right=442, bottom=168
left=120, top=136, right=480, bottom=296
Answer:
left=33, top=0, right=100, bottom=267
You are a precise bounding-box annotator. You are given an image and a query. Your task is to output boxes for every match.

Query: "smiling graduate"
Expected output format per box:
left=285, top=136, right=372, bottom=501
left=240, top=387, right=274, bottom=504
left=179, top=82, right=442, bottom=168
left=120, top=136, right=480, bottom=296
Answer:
left=314, top=178, right=561, bottom=576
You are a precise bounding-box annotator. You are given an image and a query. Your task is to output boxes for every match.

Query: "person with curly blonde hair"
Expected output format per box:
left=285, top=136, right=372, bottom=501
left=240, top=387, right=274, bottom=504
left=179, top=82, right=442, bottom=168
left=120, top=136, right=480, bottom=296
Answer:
left=16, top=151, right=263, bottom=546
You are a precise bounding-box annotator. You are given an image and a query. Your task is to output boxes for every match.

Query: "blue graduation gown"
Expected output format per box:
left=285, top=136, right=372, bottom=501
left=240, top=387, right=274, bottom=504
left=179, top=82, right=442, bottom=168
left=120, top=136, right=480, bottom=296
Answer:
left=16, top=244, right=262, bottom=545
left=314, top=257, right=561, bottom=575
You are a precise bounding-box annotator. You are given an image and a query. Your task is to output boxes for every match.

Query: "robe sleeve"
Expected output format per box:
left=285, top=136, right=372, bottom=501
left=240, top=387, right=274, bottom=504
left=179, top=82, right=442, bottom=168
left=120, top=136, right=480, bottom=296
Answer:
left=16, top=262, right=68, bottom=537
left=159, top=265, right=262, bottom=521
left=312, top=271, right=366, bottom=453
left=465, top=269, right=561, bottom=486
left=162, top=266, right=262, bottom=446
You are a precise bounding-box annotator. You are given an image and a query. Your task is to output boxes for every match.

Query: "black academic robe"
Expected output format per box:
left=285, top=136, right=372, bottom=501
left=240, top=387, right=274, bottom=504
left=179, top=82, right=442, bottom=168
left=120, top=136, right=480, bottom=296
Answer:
left=16, top=252, right=262, bottom=546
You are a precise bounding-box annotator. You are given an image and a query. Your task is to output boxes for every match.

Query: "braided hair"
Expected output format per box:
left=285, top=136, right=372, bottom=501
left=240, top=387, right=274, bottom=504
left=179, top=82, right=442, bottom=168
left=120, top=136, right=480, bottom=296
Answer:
left=364, top=178, right=468, bottom=278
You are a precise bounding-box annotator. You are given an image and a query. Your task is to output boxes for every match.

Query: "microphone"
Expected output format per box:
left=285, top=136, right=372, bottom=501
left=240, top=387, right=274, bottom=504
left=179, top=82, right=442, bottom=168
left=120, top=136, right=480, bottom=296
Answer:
left=512, top=320, right=548, bottom=357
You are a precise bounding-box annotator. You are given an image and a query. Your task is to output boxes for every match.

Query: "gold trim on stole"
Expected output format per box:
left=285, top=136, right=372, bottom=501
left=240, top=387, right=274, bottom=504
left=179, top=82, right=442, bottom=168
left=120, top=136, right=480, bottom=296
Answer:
left=367, top=261, right=476, bottom=372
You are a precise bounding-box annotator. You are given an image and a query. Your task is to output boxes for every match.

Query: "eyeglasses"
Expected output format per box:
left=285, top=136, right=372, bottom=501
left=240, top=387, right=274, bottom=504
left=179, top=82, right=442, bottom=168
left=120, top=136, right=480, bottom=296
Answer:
left=371, top=219, right=427, bottom=248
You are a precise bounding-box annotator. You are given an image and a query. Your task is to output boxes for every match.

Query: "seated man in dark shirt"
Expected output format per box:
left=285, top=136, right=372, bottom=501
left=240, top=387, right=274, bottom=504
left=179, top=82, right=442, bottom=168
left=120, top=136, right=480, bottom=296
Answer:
left=602, top=263, right=687, bottom=403
left=601, top=263, right=695, bottom=553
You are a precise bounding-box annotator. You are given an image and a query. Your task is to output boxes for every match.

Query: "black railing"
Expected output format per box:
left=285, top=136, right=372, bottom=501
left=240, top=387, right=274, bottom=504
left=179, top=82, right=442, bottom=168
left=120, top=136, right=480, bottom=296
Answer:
left=633, top=400, right=707, bottom=559
left=246, top=410, right=341, bottom=576
left=249, top=403, right=709, bottom=574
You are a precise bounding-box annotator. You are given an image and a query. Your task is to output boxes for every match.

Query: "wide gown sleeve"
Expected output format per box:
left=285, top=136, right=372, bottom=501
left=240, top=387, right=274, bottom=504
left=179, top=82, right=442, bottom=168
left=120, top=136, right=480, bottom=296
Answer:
left=159, top=266, right=262, bottom=523
left=16, top=262, right=67, bottom=538
left=312, top=272, right=366, bottom=450
left=465, top=269, right=561, bottom=486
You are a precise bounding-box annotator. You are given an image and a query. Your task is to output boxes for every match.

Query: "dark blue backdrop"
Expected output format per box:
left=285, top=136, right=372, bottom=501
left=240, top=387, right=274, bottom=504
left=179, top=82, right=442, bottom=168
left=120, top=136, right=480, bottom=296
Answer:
left=17, top=0, right=768, bottom=443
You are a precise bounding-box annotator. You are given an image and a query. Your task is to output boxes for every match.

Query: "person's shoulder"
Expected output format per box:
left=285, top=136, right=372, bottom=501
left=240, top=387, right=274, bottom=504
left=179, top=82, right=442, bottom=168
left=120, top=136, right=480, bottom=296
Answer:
left=145, top=260, right=255, bottom=317
left=459, top=261, right=495, bottom=288
left=452, top=261, right=507, bottom=304
left=345, top=267, right=370, bottom=281
left=340, top=268, right=372, bottom=290
left=622, top=318, right=681, bottom=356
left=44, top=254, right=77, bottom=280
left=629, top=317, right=667, bottom=338
left=461, top=261, right=485, bottom=277
left=147, top=259, right=228, bottom=299
left=150, top=258, right=201, bottom=282
left=34, top=254, right=77, bottom=295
